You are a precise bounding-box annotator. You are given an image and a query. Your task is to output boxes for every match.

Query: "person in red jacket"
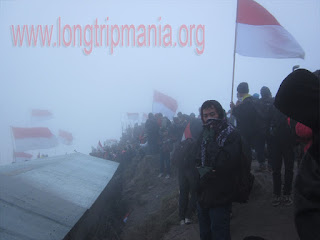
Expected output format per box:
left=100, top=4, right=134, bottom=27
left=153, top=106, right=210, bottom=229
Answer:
left=274, top=69, right=320, bottom=240
left=295, top=122, right=313, bottom=153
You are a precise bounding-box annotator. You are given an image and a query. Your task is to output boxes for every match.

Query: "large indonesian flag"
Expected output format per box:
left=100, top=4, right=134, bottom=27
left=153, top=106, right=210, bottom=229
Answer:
left=14, top=152, right=33, bottom=162
left=58, top=129, right=73, bottom=145
left=12, top=127, right=58, bottom=152
left=31, top=109, right=53, bottom=121
left=152, top=90, right=178, bottom=119
left=236, top=0, right=305, bottom=59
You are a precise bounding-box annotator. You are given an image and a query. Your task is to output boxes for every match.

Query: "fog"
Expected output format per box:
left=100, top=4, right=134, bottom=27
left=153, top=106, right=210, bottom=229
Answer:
left=1, top=0, right=319, bottom=165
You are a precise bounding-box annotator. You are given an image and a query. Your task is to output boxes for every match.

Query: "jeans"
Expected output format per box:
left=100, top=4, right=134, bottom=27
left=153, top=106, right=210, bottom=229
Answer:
left=270, top=141, right=294, bottom=195
left=252, top=135, right=266, bottom=167
left=160, top=151, right=170, bottom=175
left=197, top=203, right=232, bottom=240
left=178, top=167, right=198, bottom=220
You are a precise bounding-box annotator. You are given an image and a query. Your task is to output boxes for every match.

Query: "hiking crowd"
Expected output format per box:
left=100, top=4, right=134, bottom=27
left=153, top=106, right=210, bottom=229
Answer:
left=91, top=69, right=319, bottom=240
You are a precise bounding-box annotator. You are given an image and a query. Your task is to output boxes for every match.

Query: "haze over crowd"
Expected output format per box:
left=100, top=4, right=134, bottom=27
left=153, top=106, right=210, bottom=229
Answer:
left=1, top=0, right=319, bottom=165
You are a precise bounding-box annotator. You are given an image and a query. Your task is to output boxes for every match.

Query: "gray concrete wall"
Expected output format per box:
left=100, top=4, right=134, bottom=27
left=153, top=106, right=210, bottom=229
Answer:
left=0, top=153, right=119, bottom=240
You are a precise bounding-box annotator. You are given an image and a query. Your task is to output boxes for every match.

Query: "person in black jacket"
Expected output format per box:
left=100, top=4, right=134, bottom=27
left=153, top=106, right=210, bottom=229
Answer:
left=230, top=82, right=266, bottom=171
left=177, top=117, right=202, bottom=225
left=259, top=86, right=274, bottom=171
left=274, top=69, right=320, bottom=240
left=145, top=113, right=160, bottom=154
left=196, top=100, right=242, bottom=240
left=268, top=105, right=295, bottom=206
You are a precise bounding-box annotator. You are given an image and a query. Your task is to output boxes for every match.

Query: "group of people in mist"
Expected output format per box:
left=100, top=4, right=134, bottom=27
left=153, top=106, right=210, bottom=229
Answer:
left=91, top=69, right=319, bottom=240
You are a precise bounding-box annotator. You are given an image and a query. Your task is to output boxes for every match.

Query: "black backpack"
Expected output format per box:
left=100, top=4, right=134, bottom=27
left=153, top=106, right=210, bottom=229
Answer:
left=250, top=98, right=270, bottom=135
left=233, top=142, right=255, bottom=203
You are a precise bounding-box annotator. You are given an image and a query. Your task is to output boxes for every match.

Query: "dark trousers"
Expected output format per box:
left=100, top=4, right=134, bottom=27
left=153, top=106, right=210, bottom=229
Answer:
left=241, top=137, right=253, bottom=169
left=266, top=137, right=273, bottom=168
left=253, top=135, right=266, bottom=166
left=148, top=139, right=158, bottom=154
left=178, top=167, right=198, bottom=220
left=197, top=203, right=232, bottom=240
left=270, top=141, right=294, bottom=195
left=244, top=134, right=266, bottom=166
left=160, top=151, right=170, bottom=175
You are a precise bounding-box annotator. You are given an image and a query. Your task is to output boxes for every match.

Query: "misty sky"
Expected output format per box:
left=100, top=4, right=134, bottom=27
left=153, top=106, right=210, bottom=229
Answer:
left=1, top=0, right=319, bottom=165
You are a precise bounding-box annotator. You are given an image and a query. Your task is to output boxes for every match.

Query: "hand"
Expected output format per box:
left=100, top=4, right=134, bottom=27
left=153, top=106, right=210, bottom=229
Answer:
left=230, top=102, right=235, bottom=109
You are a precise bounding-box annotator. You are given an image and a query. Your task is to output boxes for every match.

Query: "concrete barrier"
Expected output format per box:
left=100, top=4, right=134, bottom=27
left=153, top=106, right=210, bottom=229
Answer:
left=0, top=153, right=119, bottom=240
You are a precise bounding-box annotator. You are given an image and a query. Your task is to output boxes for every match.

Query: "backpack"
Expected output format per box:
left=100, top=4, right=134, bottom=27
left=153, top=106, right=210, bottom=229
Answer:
left=233, top=141, right=255, bottom=203
left=172, top=138, right=195, bottom=168
left=250, top=98, right=269, bottom=136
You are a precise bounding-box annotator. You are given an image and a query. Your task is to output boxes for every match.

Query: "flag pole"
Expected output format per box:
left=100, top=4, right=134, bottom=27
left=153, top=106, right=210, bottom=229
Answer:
left=231, top=0, right=239, bottom=103
left=10, top=126, right=17, bottom=163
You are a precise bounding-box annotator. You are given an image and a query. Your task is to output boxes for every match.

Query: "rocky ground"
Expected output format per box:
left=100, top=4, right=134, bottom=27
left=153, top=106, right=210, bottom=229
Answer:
left=96, top=153, right=299, bottom=240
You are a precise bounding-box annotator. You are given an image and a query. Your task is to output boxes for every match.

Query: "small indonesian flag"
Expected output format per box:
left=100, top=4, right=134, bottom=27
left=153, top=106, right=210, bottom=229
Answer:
left=31, top=109, right=53, bottom=121
left=181, top=123, right=192, bottom=141
left=236, top=0, right=305, bottom=59
left=152, top=90, right=178, bottom=119
left=58, top=130, right=73, bottom=145
left=142, top=113, right=148, bottom=122
left=127, top=113, right=139, bottom=121
left=14, top=152, right=33, bottom=162
left=12, top=127, right=58, bottom=152
left=97, top=141, right=104, bottom=152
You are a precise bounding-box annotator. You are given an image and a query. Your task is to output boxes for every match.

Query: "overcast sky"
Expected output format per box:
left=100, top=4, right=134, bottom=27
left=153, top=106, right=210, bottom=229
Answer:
left=0, top=0, right=319, bottom=165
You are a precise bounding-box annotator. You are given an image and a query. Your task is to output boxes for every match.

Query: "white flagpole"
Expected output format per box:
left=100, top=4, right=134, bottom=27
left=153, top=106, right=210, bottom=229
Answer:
left=231, top=0, right=240, bottom=103
left=10, top=126, right=17, bottom=163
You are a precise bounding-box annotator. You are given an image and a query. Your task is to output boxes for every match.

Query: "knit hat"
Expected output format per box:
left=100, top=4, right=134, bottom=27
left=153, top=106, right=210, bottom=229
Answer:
left=252, top=93, right=260, bottom=99
left=237, top=82, right=249, bottom=94
left=274, top=69, right=319, bottom=132
left=260, top=86, right=271, bottom=98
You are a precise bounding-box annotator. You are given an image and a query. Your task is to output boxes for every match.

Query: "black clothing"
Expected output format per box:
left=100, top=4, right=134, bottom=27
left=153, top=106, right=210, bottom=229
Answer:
left=294, top=135, right=320, bottom=240
left=274, top=69, right=320, bottom=239
left=232, top=96, right=264, bottom=138
left=274, top=69, right=319, bottom=133
left=178, top=167, right=198, bottom=220
left=196, top=130, right=242, bottom=208
left=233, top=96, right=266, bottom=167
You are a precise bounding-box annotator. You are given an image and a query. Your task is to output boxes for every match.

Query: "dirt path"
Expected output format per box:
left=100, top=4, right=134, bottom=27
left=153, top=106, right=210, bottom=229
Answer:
left=118, top=155, right=299, bottom=240
left=164, top=163, right=299, bottom=240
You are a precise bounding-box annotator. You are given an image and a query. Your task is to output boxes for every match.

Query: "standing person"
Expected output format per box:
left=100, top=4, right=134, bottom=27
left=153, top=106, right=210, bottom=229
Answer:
left=196, top=100, right=242, bottom=240
left=268, top=105, right=295, bottom=206
left=176, top=117, right=202, bottom=225
left=259, top=86, right=274, bottom=171
left=230, top=82, right=266, bottom=171
left=145, top=113, right=159, bottom=154
left=159, top=128, right=173, bottom=178
left=274, top=69, right=320, bottom=240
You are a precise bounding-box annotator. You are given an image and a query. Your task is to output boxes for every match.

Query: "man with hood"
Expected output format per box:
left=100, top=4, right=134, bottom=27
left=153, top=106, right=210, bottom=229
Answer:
left=196, top=100, right=242, bottom=240
left=274, top=69, right=320, bottom=239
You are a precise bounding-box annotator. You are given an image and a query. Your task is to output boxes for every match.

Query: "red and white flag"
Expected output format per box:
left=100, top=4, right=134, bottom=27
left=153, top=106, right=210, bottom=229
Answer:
left=152, top=90, right=178, bottom=119
left=58, top=130, right=73, bottom=145
left=14, top=152, right=33, bottom=162
left=181, top=123, right=192, bottom=141
left=142, top=113, right=148, bottom=123
left=97, top=140, right=104, bottom=152
left=11, top=127, right=58, bottom=152
left=236, top=0, right=305, bottom=59
left=127, top=113, right=139, bottom=121
left=31, top=109, right=53, bottom=121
